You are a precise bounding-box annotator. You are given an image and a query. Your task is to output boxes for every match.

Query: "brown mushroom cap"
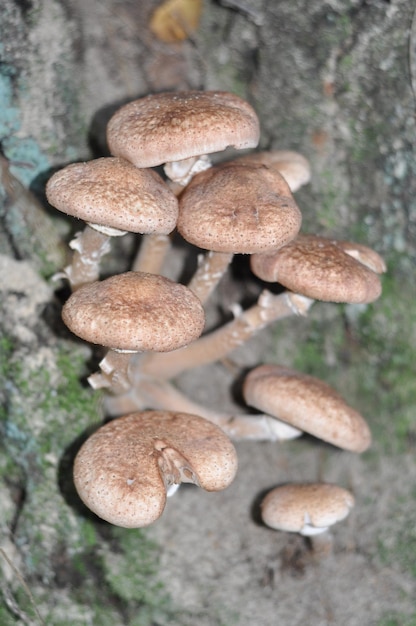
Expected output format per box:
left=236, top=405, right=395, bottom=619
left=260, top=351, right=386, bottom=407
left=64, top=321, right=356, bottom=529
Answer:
left=250, top=234, right=385, bottom=303
left=74, top=410, right=238, bottom=527
left=106, top=91, right=260, bottom=168
left=177, top=163, right=302, bottom=254
left=336, top=240, right=387, bottom=274
left=62, top=271, right=205, bottom=352
left=46, top=157, right=178, bottom=234
left=232, top=150, right=311, bottom=192
left=243, top=364, right=371, bottom=452
left=261, top=483, right=355, bottom=535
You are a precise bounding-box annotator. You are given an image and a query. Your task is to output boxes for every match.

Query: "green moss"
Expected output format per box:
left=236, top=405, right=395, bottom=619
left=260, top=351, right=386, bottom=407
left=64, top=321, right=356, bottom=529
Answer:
left=376, top=487, right=416, bottom=581
left=351, top=272, right=416, bottom=453
left=379, top=531, right=416, bottom=579
left=339, top=53, right=353, bottom=71
left=315, top=168, right=345, bottom=230
left=2, top=337, right=101, bottom=453
left=0, top=605, right=16, bottom=626
left=104, top=528, right=165, bottom=602
left=1, top=327, right=182, bottom=623
left=348, top=120, right=383, bottom=164
left=0, top=335, right=15, bottom=379
left=213, top=63, right=247, bottom=99
left=17, top=525, right=181, bottom=626
left=377, top=616, right=416, bottom=626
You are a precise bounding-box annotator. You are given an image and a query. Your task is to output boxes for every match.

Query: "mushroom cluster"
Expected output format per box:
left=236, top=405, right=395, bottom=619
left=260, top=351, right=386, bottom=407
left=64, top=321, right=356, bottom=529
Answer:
left=47, top=91, right=385, bottom=545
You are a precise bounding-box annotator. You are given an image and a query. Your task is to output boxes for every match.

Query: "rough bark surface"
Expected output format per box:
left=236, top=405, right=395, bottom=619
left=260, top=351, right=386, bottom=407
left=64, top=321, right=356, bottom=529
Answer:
left=1, top=1, right=415, bottom=624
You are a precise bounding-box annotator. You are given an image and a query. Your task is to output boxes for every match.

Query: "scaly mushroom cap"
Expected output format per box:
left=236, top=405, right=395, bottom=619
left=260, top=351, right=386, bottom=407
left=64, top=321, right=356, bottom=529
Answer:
left=177, top=163, right=302, bottom=254
left=62, top=271, right=205, bottom=352
left=106, top=91, right=260, bottom=168
left=243, top=364, right=371, bottom=452
left=74, top=410, right=238, bottom=527
left=250, top=234, right=385, bottom=303
left=261, top=483, right=355, bottom=535
left=232, top=150, right=311, bottom=192
left=46, top=157, right=178, bottom=234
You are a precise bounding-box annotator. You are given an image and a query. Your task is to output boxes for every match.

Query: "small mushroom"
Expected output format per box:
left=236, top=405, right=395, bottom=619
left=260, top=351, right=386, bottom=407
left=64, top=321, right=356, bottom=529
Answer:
left=260, top=482, right=354, bottom=556
left=73, top=410, right=238, bottom=527
left=178, top=162, right=301, bottom=255
left=106, top=90, right=260, bottom=186
left=243, top=364, right=371, bottom=452
left=250, top=234, right=385, bottom=304
left=46, top=157, right=178, bottom=288
left=62, top=271, right=205, bottom=391
left=62, top=271, right=204, bottom=353
left=231, top=150, right=311, bottom=192
left=177, top=161, right=302, bottom=302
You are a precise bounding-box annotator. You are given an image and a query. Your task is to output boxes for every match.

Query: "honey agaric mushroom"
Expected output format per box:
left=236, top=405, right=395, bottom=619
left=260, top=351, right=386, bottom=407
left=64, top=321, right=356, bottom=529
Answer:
left=73, top=410, right=238, bottom=528
left=261, top=483, right=354, bottom=556
left=250, top=234, right=385, bottom=304
left=106, top=90, right=260, bottom=187
left=243, top=364, right=372, bottom=452
left=177, top=162, right=302, bottom=302
left=62, top=271, right=205, bottom=392
left=41, top=89, right=383, bottom=545
left=231, top=150, right=311, bottom=192
left=46, top=157, right=178, bottom=288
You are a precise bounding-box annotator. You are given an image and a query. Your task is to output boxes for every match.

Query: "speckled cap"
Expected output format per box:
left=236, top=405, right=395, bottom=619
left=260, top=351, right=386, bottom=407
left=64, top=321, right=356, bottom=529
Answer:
left=250, top=234, right=385, bottom=303
left=243, top=364, right=371, bottom=452
left=177, top=162, right=302, bottom=254
left=46, top=157, right=178, bottom=234
left=232, top=150, right=311, bottom=192
left=106, top=91, right=260, bottom=167
left=62, top=271, right=205, bottom=352
left=74, top=410, right=238, bottom=527
left=261, top=483, right=355, bottom=535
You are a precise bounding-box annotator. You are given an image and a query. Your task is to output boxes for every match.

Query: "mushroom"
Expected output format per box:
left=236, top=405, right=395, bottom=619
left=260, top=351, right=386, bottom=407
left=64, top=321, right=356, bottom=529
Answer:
left=230, top=149, right=312, bottom=192
left=73, top=410, right=238, bottom=527
left=261, top=483, right=355, bottom=535
left=243, top=364, right=372, bottom=452
left=177, top=161, right=302, bottom=303
left=46, top=157, right=178, bottom=288
left=61, top=271, right=205, bottom=392
left=250, top=234, right=386, bottom=304
left=106, top=90, right=260, bottom=187
left=260, top=482, right=355, bottom=556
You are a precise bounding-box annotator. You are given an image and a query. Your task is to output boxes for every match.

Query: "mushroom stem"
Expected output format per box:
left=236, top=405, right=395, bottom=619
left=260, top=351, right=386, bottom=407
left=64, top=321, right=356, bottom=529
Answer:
left=65, top=225, right=112, bottom=290
left=131, top=233, right=172, bottom=274
left=88, top=350, right=135, bottom=394
left=139, top=291, right=314, bottom=380
left=105, top=375, right=302, bottom=441
left=163, top=154, right=212, bottom=187
left=187, top=251, right=234, bottom=303
left=307, top=529, right=334, bottom=559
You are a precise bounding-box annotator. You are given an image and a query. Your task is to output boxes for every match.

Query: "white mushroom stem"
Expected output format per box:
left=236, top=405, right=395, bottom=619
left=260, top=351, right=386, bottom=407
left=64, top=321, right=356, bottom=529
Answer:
left=104, top=375, right=302, bottom=441
left=131, top=233, right=172, bottom=274
left=88, top=349, right=136, bottom=394
left=306, top=529, right=335, bottom=558
left=65, top=225, right=112, bottom=290
left=139, top=291, right=314, bottom=380
left=187, top=251, right=234, bottom=303
left=164, top=154, right=212, bottom=187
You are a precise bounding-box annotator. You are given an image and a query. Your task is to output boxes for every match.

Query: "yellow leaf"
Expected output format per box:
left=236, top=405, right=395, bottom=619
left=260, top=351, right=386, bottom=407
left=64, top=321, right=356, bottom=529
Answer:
left=149, top=0, right=203, bottom=43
